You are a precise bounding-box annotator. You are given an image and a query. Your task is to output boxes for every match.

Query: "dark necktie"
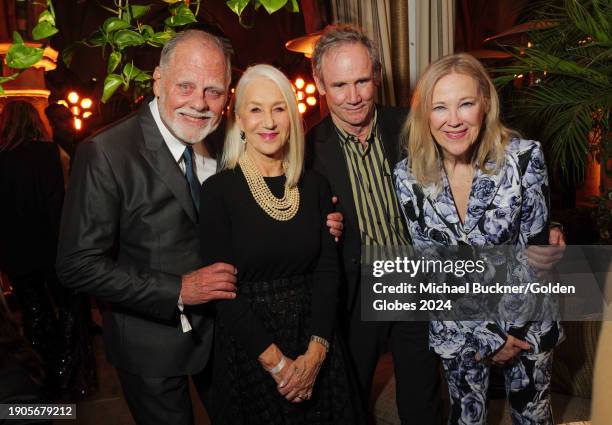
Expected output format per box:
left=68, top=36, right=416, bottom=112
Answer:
left=182, top=146, right=200, bottom=213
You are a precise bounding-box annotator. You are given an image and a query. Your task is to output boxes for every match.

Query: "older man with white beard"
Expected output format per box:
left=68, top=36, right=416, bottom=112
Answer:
left=57, top=30, right=238, bottom=425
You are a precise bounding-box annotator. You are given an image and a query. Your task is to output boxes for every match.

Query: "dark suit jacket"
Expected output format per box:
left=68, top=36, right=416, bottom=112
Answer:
left=306, top=105, right=409, bottom=312
left=0, top=141, right=64, bottom=277
left=56, top=105, right=213, bottom=377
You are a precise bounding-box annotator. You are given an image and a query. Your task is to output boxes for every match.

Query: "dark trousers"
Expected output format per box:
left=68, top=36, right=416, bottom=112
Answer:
left=343, top=305, right=442, bottom=425
left=116, top=362, right=212, bottom=425
left=391, top=322, right=442, bottom=425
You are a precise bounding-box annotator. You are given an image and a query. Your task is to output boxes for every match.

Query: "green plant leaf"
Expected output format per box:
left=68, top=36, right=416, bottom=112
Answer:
left=107, top=50, right=122, bottom=73
left=38, top=9, right=55, bottom=25
left=5, top=43, right=44, bottom=69
left=566, top=0, right=611, bottom=44
left=123, top=62, right=141, bottom=81
left=62, top=41, right=79, bottom=67
left=32, top=21, right=59, bottom=40
left=150, top=30, right=174, bottom=45
left=140, top=25, right=154, bottom=38
left=12, top=31, right=24, bottom=44
left=102, top=73, right=124, bottom=103
left=134, top=71, right=152, bottom=83
left=121, top=7, right=132, bottom=24
left=113, top=29, right=145, bottom=50
left=103, top=17, right=131, bottom=33
left=88, top=30, right=107, bottom=47
left=259, top=0, right=288, bottom=14
left=131, top=4, right=152, bottom=19
left=164, top=4, right=197, bottom=27
left=226, top=0, right=250, bottom=16
left=286, top=0, right=299, bottom=12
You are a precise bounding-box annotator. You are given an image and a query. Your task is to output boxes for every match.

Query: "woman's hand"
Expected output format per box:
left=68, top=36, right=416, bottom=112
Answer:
left=278, top=341, right=327, bottom=402
left=476, top=335, right=531, bottom=364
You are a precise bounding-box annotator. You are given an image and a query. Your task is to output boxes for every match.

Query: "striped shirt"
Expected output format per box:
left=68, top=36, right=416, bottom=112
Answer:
left=335, top=112, right=408, bottom=246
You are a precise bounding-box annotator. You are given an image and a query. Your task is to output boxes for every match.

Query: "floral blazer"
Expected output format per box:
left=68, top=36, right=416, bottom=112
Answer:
left=394, top=138, right=563, bottom=360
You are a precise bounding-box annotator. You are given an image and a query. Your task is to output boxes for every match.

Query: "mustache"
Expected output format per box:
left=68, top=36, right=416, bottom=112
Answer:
left=176, top=108, right=217, bottom=119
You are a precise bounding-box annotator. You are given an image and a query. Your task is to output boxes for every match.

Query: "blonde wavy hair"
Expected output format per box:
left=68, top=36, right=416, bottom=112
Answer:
left=222, top=64, right=304, bottom=188
left=401, top=53, right=515, bottom=187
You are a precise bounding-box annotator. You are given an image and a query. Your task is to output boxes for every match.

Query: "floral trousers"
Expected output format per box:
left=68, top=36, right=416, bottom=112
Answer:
left=441, top=343, right=554, bottom=425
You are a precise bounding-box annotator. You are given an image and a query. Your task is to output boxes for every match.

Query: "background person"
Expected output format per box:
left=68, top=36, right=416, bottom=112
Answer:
left=394, top=53, right=563, bottom=424
left=0, top=100, right=96, bottom=401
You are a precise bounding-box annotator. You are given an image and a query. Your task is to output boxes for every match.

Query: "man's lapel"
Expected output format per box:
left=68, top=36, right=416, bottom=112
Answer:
left=315, top=117, right=358, bottom=231
left=137, top=106, right=198, bottom=223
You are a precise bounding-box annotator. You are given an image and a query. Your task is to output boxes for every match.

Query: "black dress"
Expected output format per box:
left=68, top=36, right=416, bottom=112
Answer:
left=199, top=167, right=364, bottom=425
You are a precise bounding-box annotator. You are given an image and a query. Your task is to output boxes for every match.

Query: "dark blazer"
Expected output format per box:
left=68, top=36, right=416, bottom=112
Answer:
left=306, top=105, right=409, bottom=311
left=56, top=105, right=213, bottom=377
left=0, top=141, right=64, bottom=277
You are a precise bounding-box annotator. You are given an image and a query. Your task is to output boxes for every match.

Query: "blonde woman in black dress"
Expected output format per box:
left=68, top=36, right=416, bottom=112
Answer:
left=198, top=64, right=363, bottom=425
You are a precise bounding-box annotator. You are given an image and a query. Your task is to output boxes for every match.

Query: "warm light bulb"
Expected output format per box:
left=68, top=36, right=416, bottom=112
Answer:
left=295, top=78, right=305, bottom=89
left=298, top=103, right=306, bottom=114
left=67, top=91, right=79, bottom=104
left=57, top=100, right=68, bottom=107
left=297, top=91, right=304, bottom=100
left=83, top=111, right=93, bottom=119
left=80, top=98, right=93, bottom=109
left=305, top=84, right=315, bottom=94
left=306, top=96, right=317, bottom=106
left=74, top=117, right=82, bottom=130
left=71, top=106, right=81, bottom=116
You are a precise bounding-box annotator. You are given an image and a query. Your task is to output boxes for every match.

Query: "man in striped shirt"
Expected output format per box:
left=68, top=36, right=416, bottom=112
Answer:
left=306, top=24, right=441, bottom=424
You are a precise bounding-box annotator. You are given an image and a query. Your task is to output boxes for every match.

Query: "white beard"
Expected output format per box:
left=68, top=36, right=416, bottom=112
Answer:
left=159, top=102, right=220, bottom=145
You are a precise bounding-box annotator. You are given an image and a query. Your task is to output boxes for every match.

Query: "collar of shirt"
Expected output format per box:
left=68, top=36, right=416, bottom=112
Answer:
left=333, top=109, right=378, bottom=147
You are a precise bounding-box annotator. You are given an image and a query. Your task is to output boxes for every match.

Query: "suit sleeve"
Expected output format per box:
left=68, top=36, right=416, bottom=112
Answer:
left=198, top=175, right=275, bottom=359
left=309, top=174, right=340, bottom=342
left=56, top=139, right=181, bottom=321
left=519, top=141, right=550, bottom=246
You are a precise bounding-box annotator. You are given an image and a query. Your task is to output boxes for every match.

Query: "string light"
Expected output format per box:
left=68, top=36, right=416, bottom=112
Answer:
left=292, top=77, right=318, bottom=114
left=61, top=90, right=94, bottom=131
left=67, top=91, right=79, bottom=104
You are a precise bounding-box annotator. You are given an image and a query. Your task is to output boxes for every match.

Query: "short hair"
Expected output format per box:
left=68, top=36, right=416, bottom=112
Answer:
left=311, top=24, right=381, bottom=85
left=0, top=100, right=48, bottom=152
left=222, top=64, right=304, bottom=188
left=401, top=53, right=516, bottom=188
left=160, top=29, right=232, bottom=86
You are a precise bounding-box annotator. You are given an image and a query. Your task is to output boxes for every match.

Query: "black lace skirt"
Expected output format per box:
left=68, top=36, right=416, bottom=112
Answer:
left=210, top=274, right=365, bottom=425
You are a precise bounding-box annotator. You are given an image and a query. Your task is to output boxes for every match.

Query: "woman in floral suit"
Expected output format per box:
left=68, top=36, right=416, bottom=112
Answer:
left=394, top=53, right=563, bottom=424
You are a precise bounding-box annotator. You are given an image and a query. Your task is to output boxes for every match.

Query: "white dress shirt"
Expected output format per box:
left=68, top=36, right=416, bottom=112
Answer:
left=149, top=99, right=217, bottom=332
left=149, top=99, right=217, bottom=184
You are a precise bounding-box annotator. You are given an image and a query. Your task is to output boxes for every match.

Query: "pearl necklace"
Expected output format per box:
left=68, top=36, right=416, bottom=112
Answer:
left=239, top=154, right=300, bottom=221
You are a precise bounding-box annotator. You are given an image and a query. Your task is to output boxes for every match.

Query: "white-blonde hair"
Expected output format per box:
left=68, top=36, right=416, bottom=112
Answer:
left=401, top=53, right=516, bottom=187
left=222, top=64, right=304, bottom=188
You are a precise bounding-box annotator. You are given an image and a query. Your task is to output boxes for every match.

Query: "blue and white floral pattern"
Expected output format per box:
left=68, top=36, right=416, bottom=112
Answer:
left=394, top=139, right=563, bottom=424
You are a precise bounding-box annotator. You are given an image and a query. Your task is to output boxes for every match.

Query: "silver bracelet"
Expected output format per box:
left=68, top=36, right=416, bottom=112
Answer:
left=269, top=355, right=286, bottom=375
left=310, top=335, right=330, bottom=352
